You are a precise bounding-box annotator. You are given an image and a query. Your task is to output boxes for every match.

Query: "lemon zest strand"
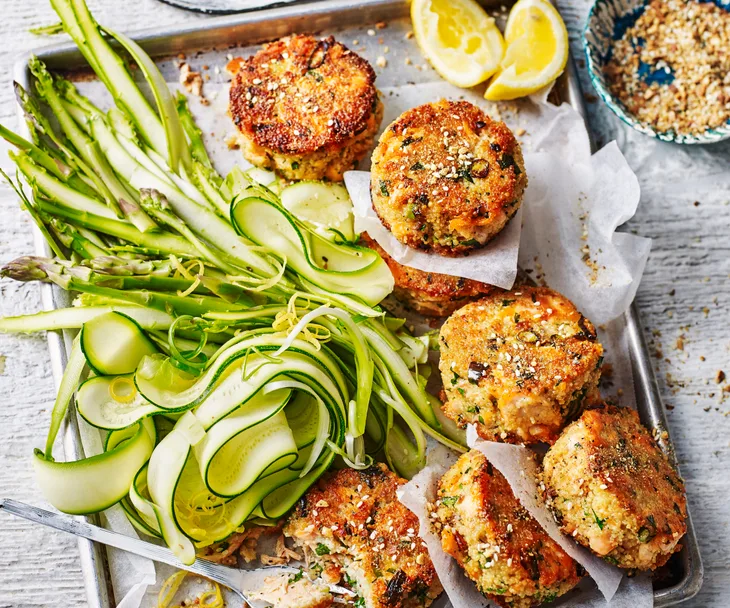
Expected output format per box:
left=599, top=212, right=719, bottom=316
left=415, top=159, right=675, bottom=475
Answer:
left=170, top=256, right=204, bottom=281
left=109, top=376, right=137, bottom=404
left=172, top=259, right=205, bottom=297
left=157, top=570, right=187, bottom=608
left=177, top=275, right=202, bottom=298
left=198, top=581, right=224, bottom=608
left=229, top=253, right=287, bottom=293
left=169, top=255, right=189, bottom=279
left=272, top=294, right=331, bottom=351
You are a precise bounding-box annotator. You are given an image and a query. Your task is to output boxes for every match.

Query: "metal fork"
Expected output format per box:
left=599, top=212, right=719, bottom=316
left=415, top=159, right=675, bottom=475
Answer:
left=0, top=498, right=352, bottom=607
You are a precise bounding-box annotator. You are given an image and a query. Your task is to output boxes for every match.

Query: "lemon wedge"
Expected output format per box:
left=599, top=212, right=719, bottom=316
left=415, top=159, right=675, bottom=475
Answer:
left=485, top=0, right=569, bottom=101
left=411, top=0, right=505, bottom=88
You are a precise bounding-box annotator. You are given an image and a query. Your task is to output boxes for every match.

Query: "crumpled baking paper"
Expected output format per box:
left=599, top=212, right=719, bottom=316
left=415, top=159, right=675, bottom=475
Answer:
left=465, top=426, right=623, bottom=601
left=397, top=445, right=490, bottom=608
left=518, top=102, right=652, bottom=326
left=341, top=82, right=651, bottom=321
left=397, top=429, right=654, bottom=608
left=344, top=170, right=522, bottom=289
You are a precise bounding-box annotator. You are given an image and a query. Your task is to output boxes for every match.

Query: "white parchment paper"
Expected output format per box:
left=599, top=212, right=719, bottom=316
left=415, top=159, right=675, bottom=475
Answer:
left=341, top=82, right=651, bottom=317
left=396, top=429, right=655, bottom=608
left=465, top=426, right=623, bottom=601
left=397, top=445, right=490, bottom=608
left=519, top=111, right=652, bottom=326
left=344, top=170, right=522, bottom=289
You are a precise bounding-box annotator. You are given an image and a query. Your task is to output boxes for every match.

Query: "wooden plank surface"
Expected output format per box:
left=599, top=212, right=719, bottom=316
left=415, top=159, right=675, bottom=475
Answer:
left=0, top=1, right=728, bottom=606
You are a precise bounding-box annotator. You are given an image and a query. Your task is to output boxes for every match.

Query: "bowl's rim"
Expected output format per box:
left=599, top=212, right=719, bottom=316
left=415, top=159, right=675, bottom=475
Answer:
left=581, top=0, right=730, bottom=145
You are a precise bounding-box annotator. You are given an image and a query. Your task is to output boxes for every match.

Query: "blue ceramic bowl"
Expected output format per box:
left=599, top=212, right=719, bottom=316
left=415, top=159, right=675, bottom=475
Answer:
left=583, top=0, right=730, bottom=144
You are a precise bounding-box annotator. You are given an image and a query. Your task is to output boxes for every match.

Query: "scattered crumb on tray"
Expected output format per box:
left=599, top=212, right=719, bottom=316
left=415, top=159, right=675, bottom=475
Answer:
left=179, top=62, right=208, bottom=104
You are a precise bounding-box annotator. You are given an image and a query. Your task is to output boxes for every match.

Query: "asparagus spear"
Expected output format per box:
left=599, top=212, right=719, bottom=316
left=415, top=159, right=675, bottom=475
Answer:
left=81, top=255, right=174, bottom=276
left=175, top=92, right=215, bottom=171
left=1, top=256, right=255, bottom=311
left=174, top=93, right=230, bottom=216
left=0, top=306, right=175, bottom=333
left=35, top=199, right=198, bottom=257
left=49, top=0, right=166, bottom=156
left=0, top=170, right=66, bottom=260
left=48, top=218, right=108, bottom=259
left=14, top=81, right=104, bottom=200
left=13, top=151, right=116, bottom=220
left=138, top=188, right=239, bottom=275
left=29, top=58, right=124, bottom=217
left=101, top=25, right=191, bottom=173
left=29, top=59, right=159, bottom=233
left=0, top=122, right=71, bottom=183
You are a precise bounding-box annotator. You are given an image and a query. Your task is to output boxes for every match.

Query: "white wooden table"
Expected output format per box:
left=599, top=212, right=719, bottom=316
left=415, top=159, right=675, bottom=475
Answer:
left=0, top=1, right=728, bottom=606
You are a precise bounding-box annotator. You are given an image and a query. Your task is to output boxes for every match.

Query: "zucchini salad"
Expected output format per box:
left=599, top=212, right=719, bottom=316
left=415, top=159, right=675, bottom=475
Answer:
left=0, top=0, right=462, bottom=568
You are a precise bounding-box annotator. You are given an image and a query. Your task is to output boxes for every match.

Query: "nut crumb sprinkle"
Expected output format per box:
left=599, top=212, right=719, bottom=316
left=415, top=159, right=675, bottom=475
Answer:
left=605, top=0, right=730, bottom=136
left=179, top=62, right=207, bottom=104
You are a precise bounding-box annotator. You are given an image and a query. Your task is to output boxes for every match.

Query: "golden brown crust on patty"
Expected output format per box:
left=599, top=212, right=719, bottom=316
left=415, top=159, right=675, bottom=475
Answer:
left=438, top=286, right=604, bottom=444
left=359, top=233, right=496, bottom=317
left=284, top=464, right=442, bottom=608
left=542, top=404, right=688, bottom=571
left=370, top=100, right=526, bottom=257
left=434, top=450, right=582, bottom=608
left=229, top=34, right=381, bottom=180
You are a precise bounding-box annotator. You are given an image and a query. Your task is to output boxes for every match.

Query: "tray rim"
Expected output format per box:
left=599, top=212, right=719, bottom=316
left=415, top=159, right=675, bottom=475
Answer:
left=11, top=1, right=702, bottom=606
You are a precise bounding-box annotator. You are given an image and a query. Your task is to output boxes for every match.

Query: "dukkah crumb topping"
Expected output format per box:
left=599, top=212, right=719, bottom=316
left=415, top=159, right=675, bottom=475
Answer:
left=605, top=0, right=730, bottom=135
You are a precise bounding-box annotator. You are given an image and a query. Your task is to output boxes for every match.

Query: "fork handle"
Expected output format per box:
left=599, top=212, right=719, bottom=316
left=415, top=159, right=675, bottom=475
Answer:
left=0, top=498, right=253, bottom=593
left=0, top=498, right=353, bottom=603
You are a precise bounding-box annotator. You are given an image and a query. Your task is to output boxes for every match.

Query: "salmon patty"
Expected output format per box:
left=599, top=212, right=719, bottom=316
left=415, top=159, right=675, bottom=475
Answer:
left=229, top=34, right=383, bottom=181
left=438, top=286, right=604, bottom=444
left=359, top=233, right=495, bottom=317
left=370, top=100, right=526, bottom=256
left=284, top=464, right=442, bottom=608
left=434, top=449, right=582, bottom=607
left=541, top=404, right=688, bottom=570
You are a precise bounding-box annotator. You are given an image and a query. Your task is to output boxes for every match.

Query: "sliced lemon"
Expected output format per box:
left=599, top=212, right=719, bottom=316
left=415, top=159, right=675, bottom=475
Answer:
left=485, top=0, right=569, bottom=101
left=411, top=0, right=505, bottom=88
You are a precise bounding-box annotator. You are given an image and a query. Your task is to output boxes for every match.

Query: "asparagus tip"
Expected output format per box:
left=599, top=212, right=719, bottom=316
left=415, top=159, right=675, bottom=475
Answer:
left=1, top=256, right=53, bottom=282
left=139, top=188, right=170, bottom=210
left=118, top=197, right=140, bottom=215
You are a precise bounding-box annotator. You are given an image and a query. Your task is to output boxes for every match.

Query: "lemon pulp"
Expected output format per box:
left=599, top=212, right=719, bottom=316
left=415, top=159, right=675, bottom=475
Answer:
left=411, top=0, right=505, bottom=88
left=485, top=0, right=569, bottom=100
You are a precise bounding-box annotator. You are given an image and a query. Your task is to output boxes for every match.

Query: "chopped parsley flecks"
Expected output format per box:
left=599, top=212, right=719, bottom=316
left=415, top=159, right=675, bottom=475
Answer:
left=315, top=542, right=330, bottom=555
left=592, top=509, right=607, bottom=530
left=288, top=569, right=305, bottom=583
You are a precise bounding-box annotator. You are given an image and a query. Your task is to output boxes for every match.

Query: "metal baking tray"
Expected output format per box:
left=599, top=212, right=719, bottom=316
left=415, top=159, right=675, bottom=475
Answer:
left=12, top=0, right=702, bottom=605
